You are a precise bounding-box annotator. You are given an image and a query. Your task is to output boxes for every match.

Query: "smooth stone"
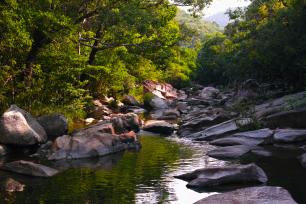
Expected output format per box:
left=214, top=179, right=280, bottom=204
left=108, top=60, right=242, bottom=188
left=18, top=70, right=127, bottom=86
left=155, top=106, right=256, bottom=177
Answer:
left=143, top=120, right=175, bottom=135
left=37, top=113, right=68, bottom=140
left=0, top=160, right=58, bottom=177
left=175, top=163, right=267, bottom=189
left=207, top=145, right=253, bottom=160
left=148, top=96, right=169, bottom=109
left=0, top=105, right=47, bottom=146
left=273, top=129, right=306, bottom=143
left=194, top=186, right=297, bottom=204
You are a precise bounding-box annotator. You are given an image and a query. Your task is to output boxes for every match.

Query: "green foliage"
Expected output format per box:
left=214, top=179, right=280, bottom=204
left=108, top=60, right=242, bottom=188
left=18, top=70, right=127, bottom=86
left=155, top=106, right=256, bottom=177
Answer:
left=195, top=0, right=306, bottom=91
left=0, top=0, right=216, bottom=118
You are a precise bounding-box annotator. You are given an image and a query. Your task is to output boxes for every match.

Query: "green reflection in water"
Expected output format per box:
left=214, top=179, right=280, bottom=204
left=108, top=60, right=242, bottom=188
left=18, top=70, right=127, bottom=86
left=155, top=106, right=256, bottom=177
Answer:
left=1, top=136, right=194, bottom=204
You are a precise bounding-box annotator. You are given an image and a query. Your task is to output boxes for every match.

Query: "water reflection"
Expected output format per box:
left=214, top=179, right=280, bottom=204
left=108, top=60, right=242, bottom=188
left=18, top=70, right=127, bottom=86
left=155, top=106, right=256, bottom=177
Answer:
left=0, top=135, right=225, bottom=204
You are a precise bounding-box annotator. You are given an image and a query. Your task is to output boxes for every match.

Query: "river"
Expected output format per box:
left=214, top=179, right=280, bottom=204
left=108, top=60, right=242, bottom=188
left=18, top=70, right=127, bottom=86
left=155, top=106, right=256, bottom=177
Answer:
left=0, top=134, right=305, bottom=203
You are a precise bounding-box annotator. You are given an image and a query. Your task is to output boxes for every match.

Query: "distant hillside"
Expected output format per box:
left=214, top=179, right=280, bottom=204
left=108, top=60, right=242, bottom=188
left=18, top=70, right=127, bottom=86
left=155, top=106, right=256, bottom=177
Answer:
left=176, top=10, right=222, bottom=38
left=204, top=11, right=230, bottom=28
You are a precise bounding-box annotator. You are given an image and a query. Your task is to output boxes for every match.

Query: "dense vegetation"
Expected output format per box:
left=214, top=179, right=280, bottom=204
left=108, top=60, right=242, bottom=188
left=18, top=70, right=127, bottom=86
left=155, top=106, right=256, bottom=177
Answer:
left=0, top=0, right=215, bottom=118
left=195, top=0, right=306, bottom=91
left=1, top=0, right=305, bottom=120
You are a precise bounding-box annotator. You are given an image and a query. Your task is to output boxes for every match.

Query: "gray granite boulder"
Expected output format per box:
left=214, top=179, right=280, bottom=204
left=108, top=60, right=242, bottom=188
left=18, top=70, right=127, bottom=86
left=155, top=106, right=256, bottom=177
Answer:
left=0, top=105, right=47, bottom=145
left=143, top=120, right=175, bottom=135
left=37, top=113, right=68, bottom=140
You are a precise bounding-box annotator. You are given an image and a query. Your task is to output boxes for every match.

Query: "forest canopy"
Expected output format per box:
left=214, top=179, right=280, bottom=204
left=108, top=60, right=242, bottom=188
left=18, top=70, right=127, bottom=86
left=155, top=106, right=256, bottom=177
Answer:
left=195, top=0, right=306, bottom=91
left=0, top=0, right=216, bottom=118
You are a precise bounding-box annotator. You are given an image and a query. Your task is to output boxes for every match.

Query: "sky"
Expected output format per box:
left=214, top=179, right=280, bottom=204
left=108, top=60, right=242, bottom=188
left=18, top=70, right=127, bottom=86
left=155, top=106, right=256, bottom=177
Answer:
left=203, top=0, right=251, bottom=17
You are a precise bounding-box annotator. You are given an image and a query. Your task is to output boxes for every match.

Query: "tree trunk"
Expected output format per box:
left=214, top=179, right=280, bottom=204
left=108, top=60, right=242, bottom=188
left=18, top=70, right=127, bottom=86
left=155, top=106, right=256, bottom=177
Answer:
left=88, top=26, right=103, bottom=65
left=24, top=31, right=49, bottom=87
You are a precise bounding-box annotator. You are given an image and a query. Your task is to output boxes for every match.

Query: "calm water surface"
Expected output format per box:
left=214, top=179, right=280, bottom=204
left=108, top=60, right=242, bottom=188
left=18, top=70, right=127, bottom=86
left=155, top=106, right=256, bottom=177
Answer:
left=0, top=135, right=305, bottom=204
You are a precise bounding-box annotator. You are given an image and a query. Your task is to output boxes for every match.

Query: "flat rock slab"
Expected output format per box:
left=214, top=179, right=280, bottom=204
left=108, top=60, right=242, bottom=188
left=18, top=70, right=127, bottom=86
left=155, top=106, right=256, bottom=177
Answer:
left=207, top=145, right=253, bottom=160
left=273, top=129, right=306, bottom=143
left=195, top=118, right=253, bottom=141
left=194, top=186, right=297, bottom=204
left=298, top=153, right=306, bottom=168
left=0, top=160, right=58, bottom=177
left=175, top=163, right=267, bottom=190
left=210, top=137, right=263, bottom=146
left=143, top=120, right=174, bottom=135
left=210, top=129, right=273, bottom=146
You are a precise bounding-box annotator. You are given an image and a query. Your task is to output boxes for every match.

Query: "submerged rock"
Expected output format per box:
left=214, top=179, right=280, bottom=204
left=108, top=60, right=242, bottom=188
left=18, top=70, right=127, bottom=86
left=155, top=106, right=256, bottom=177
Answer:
left=37, top=113, right=68, bottom=140
left=143, top=120, right=175, bottom=135
left=0, top=105, right=47, bottom=146
left=207, top=145, right=253, bottom=160
left=298, top=153, right=306, bottom=168
left=0, top=144, right=8, bottom=156
left=273, top=129, right=306, bottom=143
left=175, top=163, right=267, bottom=190
left=0, top=160, right=58, bottom=177
left=194, top=186, right=297, bottom=204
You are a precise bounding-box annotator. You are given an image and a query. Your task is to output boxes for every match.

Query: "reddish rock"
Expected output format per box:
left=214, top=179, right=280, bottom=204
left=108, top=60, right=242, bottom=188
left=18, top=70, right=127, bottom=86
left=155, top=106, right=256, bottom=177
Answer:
left=143, top=80, right=178, bottom=100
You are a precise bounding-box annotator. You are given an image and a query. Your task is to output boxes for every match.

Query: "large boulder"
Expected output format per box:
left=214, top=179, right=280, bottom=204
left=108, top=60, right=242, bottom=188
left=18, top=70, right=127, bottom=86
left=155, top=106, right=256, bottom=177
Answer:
left=194, top=186, right=297, bottom=204
left=110, top=113, right=141, bottom=133
left=0, top=160, right=58, bottom=177
left=273, top=129, right=306, bottom=143
left=147, top=96, right=169, bottom=110
left=37, top=113, right=68, bottom=140
left=210, top=129, right=273, bottom=146
left=143, top=120, right=175, bottom=135
left=298, top=153, right=306, bottom=168
left=0, top=105, right=47, bottom=146
left=48, top=132, right=132, bottom=160
left=175, top=163, right=267, bottom=189
left=265, top=108, right=306, bottom=129
left=200, top=87, right=221, bottom=100
left=207, top=145, right=253, bottom=160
